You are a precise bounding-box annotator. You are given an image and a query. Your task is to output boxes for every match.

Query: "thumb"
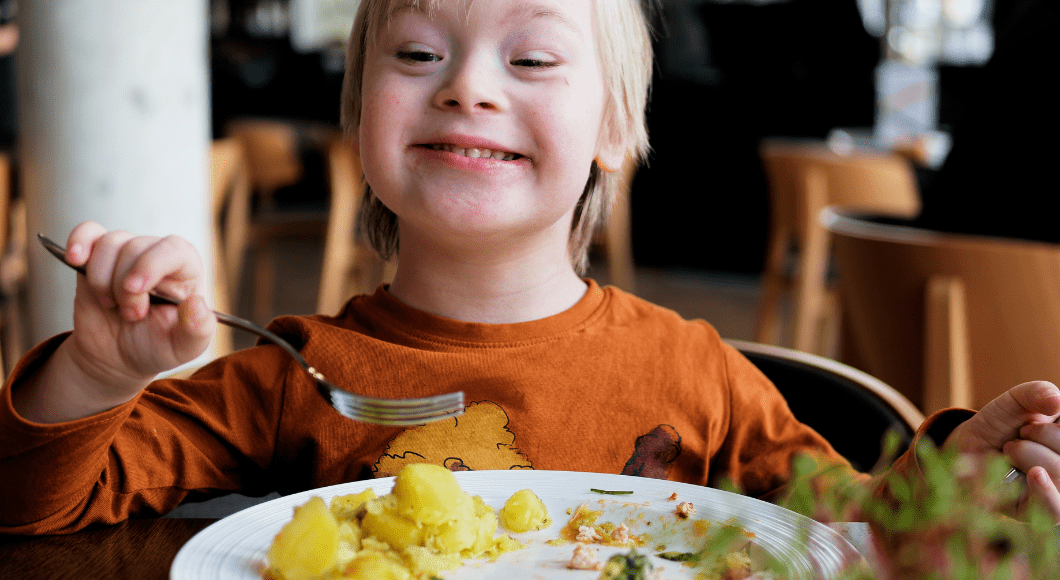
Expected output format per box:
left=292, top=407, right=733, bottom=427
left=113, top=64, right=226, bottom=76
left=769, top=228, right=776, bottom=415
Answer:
left=173, top=295, right=217, bottom=362
left=960, top=381, right=1060, bottom=452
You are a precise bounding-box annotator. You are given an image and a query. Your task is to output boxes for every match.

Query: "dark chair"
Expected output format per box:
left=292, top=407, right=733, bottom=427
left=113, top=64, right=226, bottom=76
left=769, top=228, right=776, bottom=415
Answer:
left=728, top=339, right=925, bottom=473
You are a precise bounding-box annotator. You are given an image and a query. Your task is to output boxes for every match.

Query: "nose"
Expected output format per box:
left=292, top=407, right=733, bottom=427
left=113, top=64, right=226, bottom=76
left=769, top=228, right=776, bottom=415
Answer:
left=432, top=52, right=507, bottom=113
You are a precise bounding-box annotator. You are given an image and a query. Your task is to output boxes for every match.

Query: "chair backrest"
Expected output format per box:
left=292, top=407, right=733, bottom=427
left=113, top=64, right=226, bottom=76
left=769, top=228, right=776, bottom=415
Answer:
left=210, top=138, right=251, bottom=293
left=756, top=139, right=922, bottom=354
left=728, top=339, right=925, bottom=473
left=208, top=138, right=254, bottom=357
left=760, top=140, right=921, bottom=234
left=223, top=118, right=303, bottom=196
left=823, top=206, right=1060, bottom=415
left=317, top=136, right=394, bottom=315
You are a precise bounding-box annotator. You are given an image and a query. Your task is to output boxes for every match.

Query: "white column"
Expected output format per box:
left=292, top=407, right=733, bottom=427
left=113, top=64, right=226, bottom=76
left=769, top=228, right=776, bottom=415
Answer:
left=16, top=1, right=213, bottom=358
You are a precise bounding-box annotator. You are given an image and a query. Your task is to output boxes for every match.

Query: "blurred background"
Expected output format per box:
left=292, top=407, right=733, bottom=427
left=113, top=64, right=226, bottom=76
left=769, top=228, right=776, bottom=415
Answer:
left=4, top=0, right=1050, bottom=418
left=200, top=0, right=996, bottom=273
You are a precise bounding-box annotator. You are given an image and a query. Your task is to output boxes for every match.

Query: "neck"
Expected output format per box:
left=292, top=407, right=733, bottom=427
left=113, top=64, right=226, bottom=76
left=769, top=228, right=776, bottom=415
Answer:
left=386, top=233, right=588, bottom=324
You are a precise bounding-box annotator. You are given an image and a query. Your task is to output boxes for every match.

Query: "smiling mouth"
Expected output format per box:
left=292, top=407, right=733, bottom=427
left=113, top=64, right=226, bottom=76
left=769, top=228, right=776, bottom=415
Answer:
left=423, top=144, right=523, bottom=161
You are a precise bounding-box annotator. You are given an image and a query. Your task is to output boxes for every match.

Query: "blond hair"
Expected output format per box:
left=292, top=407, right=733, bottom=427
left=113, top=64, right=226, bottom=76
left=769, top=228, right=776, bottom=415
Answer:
left=340, top=0, right=653, bottom=273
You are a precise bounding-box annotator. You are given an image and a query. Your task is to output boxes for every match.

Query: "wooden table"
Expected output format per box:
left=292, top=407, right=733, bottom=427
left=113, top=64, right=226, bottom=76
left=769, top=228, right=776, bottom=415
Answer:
left=0, top=518, right=217, bottom=580
left=0, top=518, right=875, bottom=579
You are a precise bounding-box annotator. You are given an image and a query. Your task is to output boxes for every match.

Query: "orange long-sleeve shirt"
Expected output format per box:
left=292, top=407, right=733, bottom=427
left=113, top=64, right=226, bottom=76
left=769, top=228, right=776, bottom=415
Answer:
left=0, top=280, right=945, bottom=535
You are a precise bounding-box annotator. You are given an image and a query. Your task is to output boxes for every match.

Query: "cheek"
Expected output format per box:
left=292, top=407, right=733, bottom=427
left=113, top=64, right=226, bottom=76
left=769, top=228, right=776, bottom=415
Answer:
left=543, top=76, right=608, bottom=156
left=534, top=94, right=605, bottom=180
left=357, top=82, right=413, bottom=181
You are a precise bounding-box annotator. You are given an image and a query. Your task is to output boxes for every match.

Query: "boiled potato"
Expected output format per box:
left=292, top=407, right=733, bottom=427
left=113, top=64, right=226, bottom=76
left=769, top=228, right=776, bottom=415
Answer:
left=361, top=495, right=425, bottom=550
left=500, top=489, right=551, bottom=532
left=330, top=489, right=377, bottom=520
left=469, top=496, right=501, bottom=554
left=267, top=463, right=525, bottom=580
left=343, top=551, right=412, bottom=580
left=425, top=498, right=477, bottom=553
left=266, top=496, right=339, bottom=580
left=404, top=545, right=462, bottom=576
left=392, top=463, right=466, bottom=525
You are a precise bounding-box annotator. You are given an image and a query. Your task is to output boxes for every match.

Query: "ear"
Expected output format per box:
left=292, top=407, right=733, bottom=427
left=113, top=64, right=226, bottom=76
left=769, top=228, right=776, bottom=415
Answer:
left=594, top=141, right=625, bottom=174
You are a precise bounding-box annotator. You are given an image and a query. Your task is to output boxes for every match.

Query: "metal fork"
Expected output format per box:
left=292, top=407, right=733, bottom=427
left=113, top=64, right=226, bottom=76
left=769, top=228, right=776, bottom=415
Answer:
left=37, top=234, right=465, bottom=426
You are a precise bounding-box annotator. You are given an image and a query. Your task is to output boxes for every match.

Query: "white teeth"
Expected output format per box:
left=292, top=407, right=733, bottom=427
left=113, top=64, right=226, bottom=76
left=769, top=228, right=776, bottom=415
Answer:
left=429, top=144, right=518, bottom=161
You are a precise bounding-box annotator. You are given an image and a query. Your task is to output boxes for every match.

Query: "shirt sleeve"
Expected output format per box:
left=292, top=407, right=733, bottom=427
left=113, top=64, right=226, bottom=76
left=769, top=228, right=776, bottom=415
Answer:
left=0, top=334, right=289, bottom=535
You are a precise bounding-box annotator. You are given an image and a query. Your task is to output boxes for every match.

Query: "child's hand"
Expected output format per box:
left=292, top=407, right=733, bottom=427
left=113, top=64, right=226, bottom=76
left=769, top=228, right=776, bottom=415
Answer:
left=11, top=221, right=216, bottom=423
left=65, top=221, right=217, bottom=381
left=943, top=380, right=1060, bottom=521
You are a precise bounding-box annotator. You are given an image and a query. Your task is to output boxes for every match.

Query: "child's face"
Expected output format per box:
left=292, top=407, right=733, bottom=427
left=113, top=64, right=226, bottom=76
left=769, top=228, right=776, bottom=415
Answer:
left=355, top=0, right=610, bottom=251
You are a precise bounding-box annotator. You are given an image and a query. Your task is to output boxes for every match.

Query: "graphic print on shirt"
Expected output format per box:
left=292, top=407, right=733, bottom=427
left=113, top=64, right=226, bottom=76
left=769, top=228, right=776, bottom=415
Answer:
left=621, top=424, right=682, bottom=479
left=373, top=401, right=533, bottom=477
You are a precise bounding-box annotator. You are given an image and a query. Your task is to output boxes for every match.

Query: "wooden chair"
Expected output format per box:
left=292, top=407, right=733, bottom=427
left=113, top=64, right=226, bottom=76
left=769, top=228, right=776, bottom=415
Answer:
left=1, top=152, right=27, bottom=376
left=729, top=339, right=925, bottom=473
left=591, top=158, right=637, bottom=292
left=823, top=206, right=1060, bottom=415
left=755, top=139, right=921, bottom=356
left=224, top=118, right=340, bottom=323
left=316, top=136, right=395, bottom=315
left=208, top=138, right=253, bottom=357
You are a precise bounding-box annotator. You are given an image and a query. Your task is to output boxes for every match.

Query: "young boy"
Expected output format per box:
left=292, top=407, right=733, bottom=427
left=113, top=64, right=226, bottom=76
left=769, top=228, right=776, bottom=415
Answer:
left=2, top=0, right=1059, bottom=536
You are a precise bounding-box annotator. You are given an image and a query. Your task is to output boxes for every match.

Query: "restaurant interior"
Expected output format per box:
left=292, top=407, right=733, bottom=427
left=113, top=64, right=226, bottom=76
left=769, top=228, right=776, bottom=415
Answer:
left=2, top=0, right=1060, bottom=577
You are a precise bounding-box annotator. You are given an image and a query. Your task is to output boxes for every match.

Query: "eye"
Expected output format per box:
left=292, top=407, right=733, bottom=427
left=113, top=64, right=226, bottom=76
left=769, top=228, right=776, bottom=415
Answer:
left=511, top=57, right=559, bottom=68
left=397, top=50, right=442, bottom=63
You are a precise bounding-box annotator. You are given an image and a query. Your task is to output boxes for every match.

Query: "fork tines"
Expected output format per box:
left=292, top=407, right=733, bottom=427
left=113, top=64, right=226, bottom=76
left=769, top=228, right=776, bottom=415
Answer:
left=321, top=385, right=465, bottom=427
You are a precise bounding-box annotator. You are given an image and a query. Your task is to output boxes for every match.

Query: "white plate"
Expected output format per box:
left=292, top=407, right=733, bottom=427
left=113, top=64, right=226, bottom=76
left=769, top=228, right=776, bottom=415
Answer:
left=171, top=471, right=863, bottom=579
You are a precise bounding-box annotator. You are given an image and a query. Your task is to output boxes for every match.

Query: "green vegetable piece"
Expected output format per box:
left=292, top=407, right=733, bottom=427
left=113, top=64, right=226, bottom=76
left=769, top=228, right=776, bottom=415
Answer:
left=591, top=489, right=634, bottom=495
left=655, top=551, right=698, bottom=562
left=598, top=549, right=653, bottom=580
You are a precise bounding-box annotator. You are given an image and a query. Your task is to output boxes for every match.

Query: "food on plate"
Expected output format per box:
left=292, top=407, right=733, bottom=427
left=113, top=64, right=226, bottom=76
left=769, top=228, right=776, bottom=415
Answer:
left=675, top=501, right=695, bottom=519
left=264, top=463, right=522, bottom=580
left=559, top=502, right=645, bottom=547
left=654, top=519, right=776, bottom=580
left=568, top=544, right=605, bottom=570
left=499, top=488, right=552, bottom=532
left=591, top=488, right=635, bottom=495
left=266, top=496, right=341, bottom=580
left=263, top=471, right=783, bottom=580
left=598, top=549, right=653, bottom=580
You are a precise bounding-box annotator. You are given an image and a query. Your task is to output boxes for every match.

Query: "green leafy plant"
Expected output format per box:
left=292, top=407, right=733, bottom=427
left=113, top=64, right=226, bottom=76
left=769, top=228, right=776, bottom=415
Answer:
left=779, top=432, right=1060, bottom=579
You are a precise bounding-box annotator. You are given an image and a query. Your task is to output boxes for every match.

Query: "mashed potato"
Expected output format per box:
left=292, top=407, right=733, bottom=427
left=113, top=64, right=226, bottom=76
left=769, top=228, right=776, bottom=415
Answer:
left=265, top=464, right=531, bottom=580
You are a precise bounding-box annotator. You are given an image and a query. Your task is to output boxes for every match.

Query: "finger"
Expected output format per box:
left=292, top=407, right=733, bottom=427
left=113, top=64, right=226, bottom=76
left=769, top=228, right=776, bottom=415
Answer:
left=972, top=381, right=1060, bottom=448
left=1019, top=421, right=1060, bottom=452
left=1006, top=381, right=1060, bottom=419
left=66, top=221, right=108, bottom=266
left=1004, top=438, right=1060, bottom=483
left=81, top=230, right=139, bottom=311
left=117, top=235, right=205, bottom=312
left=1026, top=466, right=1060, bottom=524
left=103, top=234, right=162, bottom=322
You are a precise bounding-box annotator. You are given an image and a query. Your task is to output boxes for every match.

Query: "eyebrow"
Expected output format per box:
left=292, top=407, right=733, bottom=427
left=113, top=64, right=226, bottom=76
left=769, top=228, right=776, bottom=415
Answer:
left=387, top=0, right=423, bottom=18
left=384, top=0, right=583, bottom=37
left=511, top=4, right=582, bottom=36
